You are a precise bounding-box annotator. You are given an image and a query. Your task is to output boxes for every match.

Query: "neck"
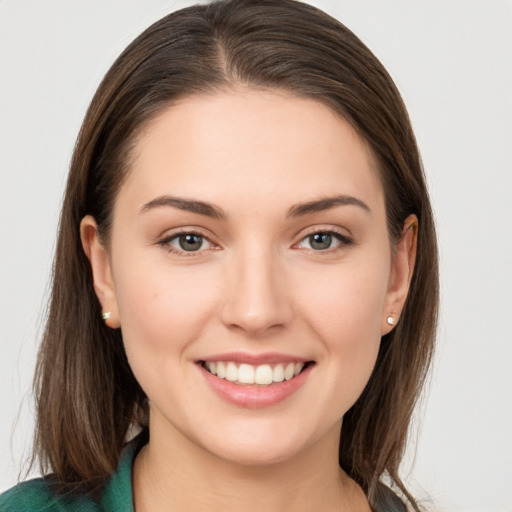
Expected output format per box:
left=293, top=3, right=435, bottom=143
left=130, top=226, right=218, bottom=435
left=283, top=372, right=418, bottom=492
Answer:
left=132, top=413, right=370, bottom=512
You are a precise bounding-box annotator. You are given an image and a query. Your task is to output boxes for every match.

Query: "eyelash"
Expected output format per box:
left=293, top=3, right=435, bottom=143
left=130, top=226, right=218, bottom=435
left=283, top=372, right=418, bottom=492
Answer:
left=157, top=230, right=217, bottom=256
left=295, top=228, right=354, bottom=253
left=156, top=228, right=354, bottom=256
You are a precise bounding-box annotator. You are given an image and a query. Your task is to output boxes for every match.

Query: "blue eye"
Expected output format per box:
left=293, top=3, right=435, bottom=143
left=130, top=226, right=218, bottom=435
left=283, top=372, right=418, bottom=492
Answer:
left=309, top=233, right=334, bottom=250
left=298, top=231, right=349, bottom=251
left=165, top=233, right=213, bottom=253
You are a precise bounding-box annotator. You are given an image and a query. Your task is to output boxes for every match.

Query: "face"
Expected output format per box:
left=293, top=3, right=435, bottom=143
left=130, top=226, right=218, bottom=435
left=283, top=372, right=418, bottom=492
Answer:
left=83, top=90, right=415, bottom=467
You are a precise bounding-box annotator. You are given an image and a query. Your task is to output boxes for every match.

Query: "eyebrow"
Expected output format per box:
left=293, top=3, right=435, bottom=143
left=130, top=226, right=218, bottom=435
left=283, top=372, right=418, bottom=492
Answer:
left=140, top=194, right=369, bottom=219
left=140, top=196, right=225, bottom=219
left=286, top=195, right=371, bottom=217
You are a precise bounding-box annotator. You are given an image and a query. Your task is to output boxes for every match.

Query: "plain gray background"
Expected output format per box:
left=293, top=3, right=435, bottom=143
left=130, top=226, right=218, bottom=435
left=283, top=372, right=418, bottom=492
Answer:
left=1, top=1, right=511, bottom=511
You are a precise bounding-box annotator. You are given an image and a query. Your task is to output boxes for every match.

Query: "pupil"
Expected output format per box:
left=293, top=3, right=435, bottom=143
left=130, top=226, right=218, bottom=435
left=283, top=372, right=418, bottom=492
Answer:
left=179, top=234, right=203, bottom=251
left=310, top=233, right=331, bottom=250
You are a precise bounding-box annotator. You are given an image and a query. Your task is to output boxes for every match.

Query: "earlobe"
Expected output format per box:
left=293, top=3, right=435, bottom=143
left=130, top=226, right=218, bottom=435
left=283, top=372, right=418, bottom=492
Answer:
left=381, top=214, right=418, bottom=335
left=80, top=215, right=120, bottom=328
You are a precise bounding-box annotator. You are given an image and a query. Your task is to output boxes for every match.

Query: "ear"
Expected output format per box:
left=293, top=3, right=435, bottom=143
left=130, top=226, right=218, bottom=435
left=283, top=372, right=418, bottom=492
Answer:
left=80, top=215, right=120, bottom=328
left=381, top=214, right=418, bottom=335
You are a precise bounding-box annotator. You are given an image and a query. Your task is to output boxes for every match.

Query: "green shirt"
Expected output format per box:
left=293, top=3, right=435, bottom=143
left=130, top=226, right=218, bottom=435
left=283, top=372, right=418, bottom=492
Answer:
left=0, top=442, right=406, bottom=512
left=0, top=443, right=135, bottom=512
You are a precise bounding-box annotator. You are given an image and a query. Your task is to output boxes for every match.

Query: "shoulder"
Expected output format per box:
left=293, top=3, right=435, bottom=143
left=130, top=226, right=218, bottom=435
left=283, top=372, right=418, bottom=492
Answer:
left=0, top=435, right=141, bottom=512
left=0, top=479, right=52, bottom=511
left=373, top=482, right=409, bottom=512
left=0, top=478, right=99, bottom=511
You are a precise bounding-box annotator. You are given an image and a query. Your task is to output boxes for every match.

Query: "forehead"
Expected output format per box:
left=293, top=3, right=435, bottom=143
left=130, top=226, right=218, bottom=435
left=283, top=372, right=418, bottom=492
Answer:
left=118, top=90, right=384, bottom=215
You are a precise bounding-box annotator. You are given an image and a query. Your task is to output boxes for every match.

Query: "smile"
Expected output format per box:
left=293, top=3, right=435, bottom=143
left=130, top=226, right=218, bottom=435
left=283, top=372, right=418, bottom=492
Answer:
left=197, top=353, right=315, bottom=407
left=202, top=361, right=307, bottom=386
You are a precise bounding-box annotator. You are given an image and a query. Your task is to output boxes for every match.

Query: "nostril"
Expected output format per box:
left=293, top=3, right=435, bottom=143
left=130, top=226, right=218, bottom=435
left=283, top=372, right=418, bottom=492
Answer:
left=219, top=268, right=293, bottom=334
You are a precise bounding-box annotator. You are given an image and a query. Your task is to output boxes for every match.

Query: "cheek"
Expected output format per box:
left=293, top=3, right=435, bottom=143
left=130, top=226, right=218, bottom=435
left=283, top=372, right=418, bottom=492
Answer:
left=110, top=256, right=223, bottom=411
left=299, top=259, right=390, bottom=342
left=111, top=255, right=219, bottom=356
left=294, top=258, right=390, bottom=404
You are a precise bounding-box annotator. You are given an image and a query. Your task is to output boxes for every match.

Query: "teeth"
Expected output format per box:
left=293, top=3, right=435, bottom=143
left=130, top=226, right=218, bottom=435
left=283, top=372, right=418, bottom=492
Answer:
left=204, top=360, right=307, bottom=385
left=238, top=364, right=255, bottom=384
left=255, top=364, right=273, bottom=385
left=284, top=362, right=294, bottom=381
left=216, top=361, right=226, bottom=378
left=273, top=364, right=284, bottom=382
left=226, top=362, right=238, bottom=382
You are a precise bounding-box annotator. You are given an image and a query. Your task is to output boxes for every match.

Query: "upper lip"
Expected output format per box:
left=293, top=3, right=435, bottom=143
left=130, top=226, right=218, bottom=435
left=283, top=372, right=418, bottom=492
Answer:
left=197, top=352, right=312, bottom=365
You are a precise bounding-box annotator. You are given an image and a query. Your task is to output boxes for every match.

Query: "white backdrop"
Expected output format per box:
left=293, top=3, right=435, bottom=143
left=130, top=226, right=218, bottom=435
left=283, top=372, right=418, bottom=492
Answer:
left=1, top=1, right=511, bottom=511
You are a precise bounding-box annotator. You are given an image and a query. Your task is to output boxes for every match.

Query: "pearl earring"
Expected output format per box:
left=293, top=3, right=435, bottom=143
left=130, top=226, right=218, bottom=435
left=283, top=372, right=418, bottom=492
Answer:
left=102, top=311, right=112, bottom=321
left=386, top=315, right=395, bottom=326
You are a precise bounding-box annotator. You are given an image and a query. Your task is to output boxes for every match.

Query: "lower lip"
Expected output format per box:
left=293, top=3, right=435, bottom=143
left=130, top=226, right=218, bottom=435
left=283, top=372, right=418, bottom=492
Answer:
left=199, top=363, right=313, bottom=408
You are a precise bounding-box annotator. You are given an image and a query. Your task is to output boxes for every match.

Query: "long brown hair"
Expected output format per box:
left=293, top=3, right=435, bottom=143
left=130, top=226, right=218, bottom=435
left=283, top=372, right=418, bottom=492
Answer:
left=33, top=0, right=438, bottom=508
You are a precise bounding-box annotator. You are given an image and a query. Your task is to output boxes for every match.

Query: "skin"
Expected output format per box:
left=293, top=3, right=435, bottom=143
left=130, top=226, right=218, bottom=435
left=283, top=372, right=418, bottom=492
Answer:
left=81, top=89, right=417, bottom=512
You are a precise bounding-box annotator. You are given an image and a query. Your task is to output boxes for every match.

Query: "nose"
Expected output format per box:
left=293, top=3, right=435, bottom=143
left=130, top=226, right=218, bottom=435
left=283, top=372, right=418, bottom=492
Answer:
left=220, top=246, right=293, bottom=336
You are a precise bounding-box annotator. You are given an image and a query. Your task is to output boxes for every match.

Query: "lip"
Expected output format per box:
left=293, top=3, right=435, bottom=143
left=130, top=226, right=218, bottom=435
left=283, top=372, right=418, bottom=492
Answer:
left=198, top=351, right=310, bottom=365
left=197, top=355, right=314, bottom=408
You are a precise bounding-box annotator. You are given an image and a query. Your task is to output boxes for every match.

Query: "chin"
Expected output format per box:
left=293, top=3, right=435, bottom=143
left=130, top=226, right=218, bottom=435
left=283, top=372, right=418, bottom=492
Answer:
left=208, top=438, right=305, bottom=467
left=196, top=418, right=331, bottom=468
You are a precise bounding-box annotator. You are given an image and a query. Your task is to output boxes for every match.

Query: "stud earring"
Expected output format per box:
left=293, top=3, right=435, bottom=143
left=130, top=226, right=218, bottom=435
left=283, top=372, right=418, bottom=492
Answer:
left=386, top=315, right=395, bottom=326
left=102, top=311, right=112, bottom=322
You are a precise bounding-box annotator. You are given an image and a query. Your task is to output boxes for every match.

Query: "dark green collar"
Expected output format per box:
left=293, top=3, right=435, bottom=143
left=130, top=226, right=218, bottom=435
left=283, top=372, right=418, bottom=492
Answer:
left=0, top=441, right=137, bottom=511
left=1, top=436, right=405, bottom=512
left=99, top=439, right=136, bottom=512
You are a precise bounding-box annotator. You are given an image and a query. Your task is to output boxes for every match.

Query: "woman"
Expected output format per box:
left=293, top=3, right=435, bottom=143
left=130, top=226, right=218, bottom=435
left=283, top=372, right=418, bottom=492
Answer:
left=0, top=0, right=438, bottom=510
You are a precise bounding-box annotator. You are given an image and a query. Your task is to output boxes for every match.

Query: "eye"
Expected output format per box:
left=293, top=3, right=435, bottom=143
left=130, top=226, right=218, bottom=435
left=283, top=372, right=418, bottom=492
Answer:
left=162, top=232, right=214, bottom=253
left=297, top=231, right=351, bottom=251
